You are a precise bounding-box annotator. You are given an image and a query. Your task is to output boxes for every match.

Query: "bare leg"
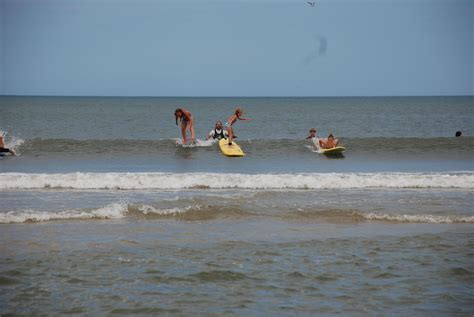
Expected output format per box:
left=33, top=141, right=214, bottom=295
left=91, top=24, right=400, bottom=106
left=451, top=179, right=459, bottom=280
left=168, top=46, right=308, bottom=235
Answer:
left=227, top=126, right=234, bottom=145
left=181, top=121, right=188, bottom=143
left=189, top=125, right=195, bottom=141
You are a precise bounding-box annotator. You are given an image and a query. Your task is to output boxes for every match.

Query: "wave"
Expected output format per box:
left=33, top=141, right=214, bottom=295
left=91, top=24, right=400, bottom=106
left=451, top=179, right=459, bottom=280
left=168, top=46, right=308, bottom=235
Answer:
left=0, top=203, right=128, bottom=223
left=12, top=137, right=474, bottom=155
left=0, top=202, right=251, bottom=223
left=0, top=130, right=24, bottom=151
left=360, top=212, right=474, bottom=223
left=0, top=172, right=472, bottom=190
left=173, top=138, right=216, bottom=147
left=1, top=202, right=472, bottom=224
left=291, top=209, right=474, bottom=224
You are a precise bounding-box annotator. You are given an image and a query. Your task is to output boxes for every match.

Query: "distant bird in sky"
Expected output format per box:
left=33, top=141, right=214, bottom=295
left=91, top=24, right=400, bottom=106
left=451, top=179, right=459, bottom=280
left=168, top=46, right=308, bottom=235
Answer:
left=307, top=1, right=315, bottom=7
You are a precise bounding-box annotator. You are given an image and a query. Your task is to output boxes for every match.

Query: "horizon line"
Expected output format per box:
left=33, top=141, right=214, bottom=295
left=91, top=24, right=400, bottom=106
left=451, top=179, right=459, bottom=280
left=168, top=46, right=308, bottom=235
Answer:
left=1, top=94, right=473, bottom=98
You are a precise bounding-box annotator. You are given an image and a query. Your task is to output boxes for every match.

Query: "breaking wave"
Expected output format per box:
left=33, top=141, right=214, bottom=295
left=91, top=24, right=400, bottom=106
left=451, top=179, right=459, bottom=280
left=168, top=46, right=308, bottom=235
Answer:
left=0, top=172, right=472, bottom=190
left=10, top=137, right=474, bottom=155
left=1, top=202, right=473, bottom=224
left=0, top=202, right=250, bottom=223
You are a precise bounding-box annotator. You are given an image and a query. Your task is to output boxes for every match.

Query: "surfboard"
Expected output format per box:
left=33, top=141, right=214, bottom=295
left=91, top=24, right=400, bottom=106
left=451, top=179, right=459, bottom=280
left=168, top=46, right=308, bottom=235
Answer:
left=319, top=146, right=346, bottom=155
left=219, top=138, right=245, bottom=157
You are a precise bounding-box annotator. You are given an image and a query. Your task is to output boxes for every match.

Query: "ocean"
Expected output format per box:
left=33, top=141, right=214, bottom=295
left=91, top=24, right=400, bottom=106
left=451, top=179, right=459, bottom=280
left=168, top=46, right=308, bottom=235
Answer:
left=1, top=96, right=473, bottom=316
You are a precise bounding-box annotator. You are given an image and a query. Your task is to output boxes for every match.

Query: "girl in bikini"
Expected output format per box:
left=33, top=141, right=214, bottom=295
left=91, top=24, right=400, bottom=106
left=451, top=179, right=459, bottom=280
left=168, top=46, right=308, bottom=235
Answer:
left=225, top=107, right=251, bottom=146
left=174, top=108, right=195, bottom=144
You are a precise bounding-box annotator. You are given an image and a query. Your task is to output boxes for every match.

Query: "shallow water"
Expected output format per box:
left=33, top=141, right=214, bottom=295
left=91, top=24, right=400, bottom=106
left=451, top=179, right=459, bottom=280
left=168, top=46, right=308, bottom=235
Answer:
left=1, top=220, right=473, bottom=316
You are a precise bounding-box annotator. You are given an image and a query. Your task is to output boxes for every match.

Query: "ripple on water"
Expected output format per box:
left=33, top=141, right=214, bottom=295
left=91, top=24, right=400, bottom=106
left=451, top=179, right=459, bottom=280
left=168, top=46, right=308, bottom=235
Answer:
left=108, top=307, right=181, bottom=315
left=0, top=276, right=19, bottom=285
left=189, top=270, right=249, bottom=282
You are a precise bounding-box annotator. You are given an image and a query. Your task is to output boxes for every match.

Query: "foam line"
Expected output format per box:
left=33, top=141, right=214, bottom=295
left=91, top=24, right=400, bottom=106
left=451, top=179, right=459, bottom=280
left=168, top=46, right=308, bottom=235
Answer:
left=0, top=172, right=472, bottom=190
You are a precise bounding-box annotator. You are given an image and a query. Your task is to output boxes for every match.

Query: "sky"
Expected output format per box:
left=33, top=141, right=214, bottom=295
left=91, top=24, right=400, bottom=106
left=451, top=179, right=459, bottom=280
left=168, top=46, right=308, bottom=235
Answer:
left=0, top=0, right=472, bottom=96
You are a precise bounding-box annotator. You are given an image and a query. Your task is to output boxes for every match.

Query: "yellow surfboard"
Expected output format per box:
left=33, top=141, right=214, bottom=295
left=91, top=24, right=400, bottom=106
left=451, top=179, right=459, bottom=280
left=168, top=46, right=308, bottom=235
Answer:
left=319, top=146, right=345, bottom=155
left=219, top=138, right=245, bottom=157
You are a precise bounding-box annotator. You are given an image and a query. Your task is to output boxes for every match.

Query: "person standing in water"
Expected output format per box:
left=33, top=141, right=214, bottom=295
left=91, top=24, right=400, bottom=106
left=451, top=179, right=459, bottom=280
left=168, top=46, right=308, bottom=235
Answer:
left=174, top=108, right=195, bottom=144
left=306, top=128, right=318, bottom=139
left=0, top=135, right=16, bottom=155
left=225, top=107, right=251, bottom=146
left=206, top=121, right=228, bottom=140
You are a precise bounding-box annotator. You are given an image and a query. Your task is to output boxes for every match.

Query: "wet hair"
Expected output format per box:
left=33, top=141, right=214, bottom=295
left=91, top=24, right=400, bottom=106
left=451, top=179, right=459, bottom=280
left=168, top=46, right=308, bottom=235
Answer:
left=174, top=108, right=182, bottom=125
left=455, top=131, right=462, bottom=137
left=328, top=134, right=334, bottom=139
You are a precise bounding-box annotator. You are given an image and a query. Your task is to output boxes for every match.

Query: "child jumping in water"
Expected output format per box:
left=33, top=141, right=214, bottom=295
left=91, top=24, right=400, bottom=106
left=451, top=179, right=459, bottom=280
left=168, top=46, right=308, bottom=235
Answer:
left=174, top=108, right=195, bottom=144
left=225, top=107, right=251, bottom=145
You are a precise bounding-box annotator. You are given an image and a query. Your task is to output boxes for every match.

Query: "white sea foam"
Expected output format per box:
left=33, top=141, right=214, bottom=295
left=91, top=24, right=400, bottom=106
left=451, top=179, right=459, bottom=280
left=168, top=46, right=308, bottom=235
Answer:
left=0, top=203, right=128, bottom=223
left=0, top=172, right=472, bottom=190
left=0, top=130, right=24, bottom=151
left=174, top=138, right=215, bottom=147
left=135, top=204, right=201, bottom=215
left=0, top=203, right=204, bottom=223
left=361, top=212, right=474, bottom=224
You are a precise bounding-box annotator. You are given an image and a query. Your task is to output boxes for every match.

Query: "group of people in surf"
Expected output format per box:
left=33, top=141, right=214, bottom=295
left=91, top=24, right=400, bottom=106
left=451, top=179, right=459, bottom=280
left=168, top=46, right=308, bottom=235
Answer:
left=306, top=128, right=340, bottom=149
left=174, top=106, right=341, bottom=150
left=174, top=107, right=251, bottom=146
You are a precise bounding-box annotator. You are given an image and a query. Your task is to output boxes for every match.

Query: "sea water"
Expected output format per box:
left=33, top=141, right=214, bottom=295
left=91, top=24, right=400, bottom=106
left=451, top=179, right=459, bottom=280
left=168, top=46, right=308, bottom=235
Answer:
left=0, top=96, right=473, bottom=316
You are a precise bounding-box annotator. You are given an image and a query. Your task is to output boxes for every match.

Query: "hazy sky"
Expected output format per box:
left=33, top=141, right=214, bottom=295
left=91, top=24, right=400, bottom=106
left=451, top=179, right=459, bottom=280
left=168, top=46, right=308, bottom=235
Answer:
left=1, top=0, right=472, bottom=96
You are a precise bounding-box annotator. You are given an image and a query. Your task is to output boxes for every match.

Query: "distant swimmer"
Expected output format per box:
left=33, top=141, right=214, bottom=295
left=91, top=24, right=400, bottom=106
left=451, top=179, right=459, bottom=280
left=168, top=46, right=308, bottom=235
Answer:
left=225, top=107, right=251, bottom=146
left=319, top=133, right=339, bottom=149
left=0, top=135, right=16, bottom=155
left=455, top=130, right=462, bottom=137
left=307, top=1, right=315, bottom=7
left=206, top=121, right=228, bottom=140
left=174, top=108, right=196, bottom=144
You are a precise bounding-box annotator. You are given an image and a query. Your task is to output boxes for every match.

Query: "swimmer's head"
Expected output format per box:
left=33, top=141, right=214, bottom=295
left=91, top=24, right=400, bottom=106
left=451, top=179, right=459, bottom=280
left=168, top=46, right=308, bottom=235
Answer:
left=455, top=131, right=462, bottom=137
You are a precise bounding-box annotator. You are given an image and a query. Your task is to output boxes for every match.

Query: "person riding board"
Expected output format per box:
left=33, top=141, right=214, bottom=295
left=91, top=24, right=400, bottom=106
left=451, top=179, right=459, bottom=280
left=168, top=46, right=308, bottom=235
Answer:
left=174, top=108, right=195, bottom=144
left=206, top=121, right=228, bottom=140
left=225, top=107, right=251, bottom=146
left=319, top=134, right=339, bottom=149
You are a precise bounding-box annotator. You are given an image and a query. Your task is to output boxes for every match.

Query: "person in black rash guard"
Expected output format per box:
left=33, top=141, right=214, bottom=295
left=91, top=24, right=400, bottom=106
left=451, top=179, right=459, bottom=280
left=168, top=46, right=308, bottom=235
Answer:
left=0, top=136, right=16, bottom=155
left=206, top=121, right=228, bottom=140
